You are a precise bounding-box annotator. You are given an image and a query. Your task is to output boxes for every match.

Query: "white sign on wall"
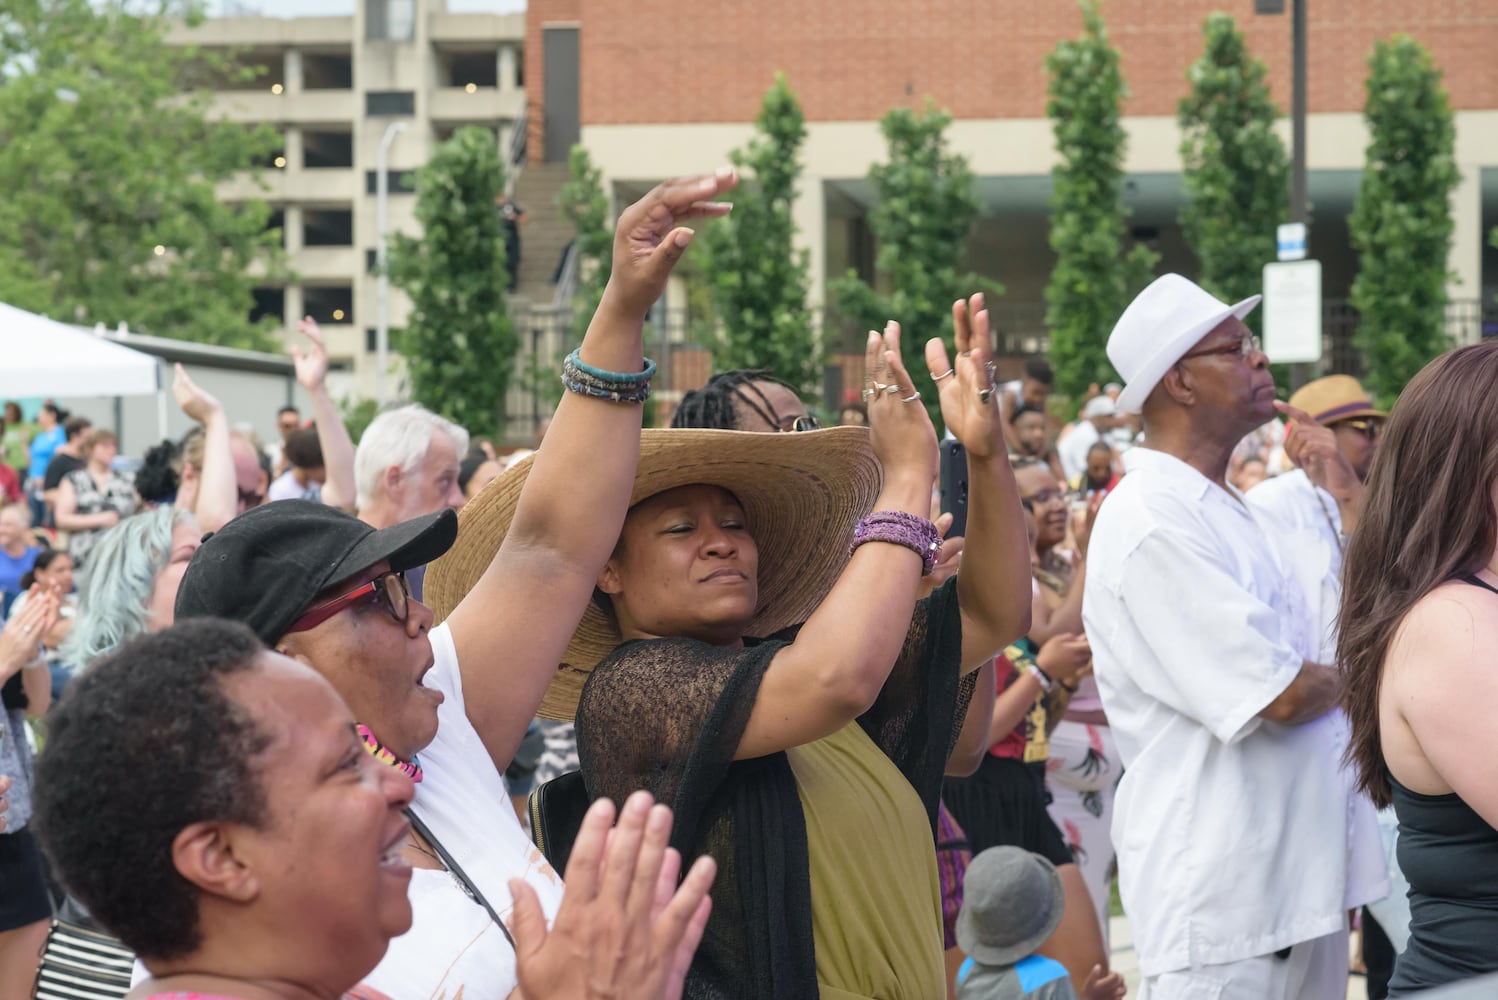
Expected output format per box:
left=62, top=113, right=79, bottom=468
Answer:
left=1262, top=259, right=1322, bottom=364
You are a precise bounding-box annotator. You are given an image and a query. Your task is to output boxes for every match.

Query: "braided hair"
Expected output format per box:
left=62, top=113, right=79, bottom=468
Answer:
left=670, top=369, right=799, bottom=431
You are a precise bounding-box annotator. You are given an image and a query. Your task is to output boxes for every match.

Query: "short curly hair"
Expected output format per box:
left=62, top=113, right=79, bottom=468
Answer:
left=33, top=619, right=272, bottom=961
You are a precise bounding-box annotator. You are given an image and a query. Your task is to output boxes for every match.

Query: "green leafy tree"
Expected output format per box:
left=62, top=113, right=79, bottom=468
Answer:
left=0, top=0, right=285, bottom=349
left=1349, top=36, right=1460, bottom=404
left=389, top=127, right=517, bottom=440
left=1178, top=14, right=1288, bottom=323
left=559, top=143, right=613, bottom=339
left=1044, top=1, right=1158, bottom=400
left=828, top=99, right=998, bottom=427
left=702, top=73, right=818, bottom=396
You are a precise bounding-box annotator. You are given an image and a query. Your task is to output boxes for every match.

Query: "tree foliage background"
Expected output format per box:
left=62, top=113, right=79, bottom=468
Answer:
left=702, top=73, right=819, bottom=397
left=389, top=127, right=516, bottom=440
left=0, top=0, right=285, bottom=349
left=1178, top=14, right=1288, bottom=324
left=1044, top=1, right=1158, bottom=402
left=1348, top=35, right=1460, bottom=405
left=828, top=99, right=998, bottom=428
left=559, top=143, right=613, bottom=341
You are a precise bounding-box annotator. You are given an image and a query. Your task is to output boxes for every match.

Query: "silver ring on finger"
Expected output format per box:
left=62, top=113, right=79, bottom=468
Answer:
left=978, top=387, right=994, bottom=405
left=901, top=391, right=922, bottom=403
left=882, top=384, right=903, bottom=396
left=871, top=381, right=891, bottom=394
left=932, top=369, right=955, bottom=383
left=861, top=388, right=876, bottom=403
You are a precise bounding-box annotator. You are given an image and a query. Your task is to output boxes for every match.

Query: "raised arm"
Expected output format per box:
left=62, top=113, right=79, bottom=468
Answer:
left=292, top=317, right=358, bottom=511
left=1275, top=400, right=1365, bottom=535
left=446, top=169, right=738, bottom=770
left=174, top=365, right=236, bottom=534
left=933, top=295, right=1033, bottom=669
left=729, top=321, right=939, bottom=761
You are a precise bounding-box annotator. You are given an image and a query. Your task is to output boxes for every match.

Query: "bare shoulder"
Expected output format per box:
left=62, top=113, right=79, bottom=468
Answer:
left=1387, top=579, right=1498, bottom=682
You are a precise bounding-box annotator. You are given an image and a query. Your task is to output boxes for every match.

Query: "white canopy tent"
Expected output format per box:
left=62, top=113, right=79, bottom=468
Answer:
left=0, top=301, right=161, bottom=398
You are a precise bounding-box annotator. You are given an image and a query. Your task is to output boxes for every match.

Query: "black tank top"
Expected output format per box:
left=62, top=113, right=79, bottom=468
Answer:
left=1387, top=573, right=1498, bottom=996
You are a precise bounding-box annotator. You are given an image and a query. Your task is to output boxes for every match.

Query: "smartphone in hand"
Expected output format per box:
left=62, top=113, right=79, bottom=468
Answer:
left=938, top=439, right=968, bottom=538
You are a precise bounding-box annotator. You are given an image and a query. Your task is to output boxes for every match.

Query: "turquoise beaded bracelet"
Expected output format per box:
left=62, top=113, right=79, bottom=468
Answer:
left=566, top=348, right=657, bottom=384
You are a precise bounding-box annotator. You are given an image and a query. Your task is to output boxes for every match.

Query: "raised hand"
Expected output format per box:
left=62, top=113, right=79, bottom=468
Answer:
left=509, top=792, right=716, bottom=1000
left=1273, top=401, right=1362, bottom=501
left=172, top=364, right=223, bottom=425
left=608, top=168, right=738, bottom=319
left=292, top=316, right=330, bottom=392
left=925, top=295, right=1004, bottom=459
left=864, top=321, right=939, bottom=488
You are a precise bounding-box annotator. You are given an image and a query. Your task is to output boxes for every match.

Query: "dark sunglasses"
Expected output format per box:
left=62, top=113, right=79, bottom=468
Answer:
left=1335, top=418, right=1382, bottom=440
left=285, top=570, right=411, bottom=634
left=781, top=415, right=821, bottom=433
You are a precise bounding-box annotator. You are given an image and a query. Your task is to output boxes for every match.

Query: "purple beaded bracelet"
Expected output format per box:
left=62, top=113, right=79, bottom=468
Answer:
left=850, top=510, right=943, bottom=576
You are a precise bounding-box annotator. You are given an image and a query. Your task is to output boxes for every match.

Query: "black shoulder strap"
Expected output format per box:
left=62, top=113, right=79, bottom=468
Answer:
left=403, top=807, right=517, bottom=950
left=1456, top=572, right=1498, bottom=597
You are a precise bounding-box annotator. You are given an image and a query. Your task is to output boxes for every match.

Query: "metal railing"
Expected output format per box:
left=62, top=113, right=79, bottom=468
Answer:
left=503, top=117, right=528, bottom=197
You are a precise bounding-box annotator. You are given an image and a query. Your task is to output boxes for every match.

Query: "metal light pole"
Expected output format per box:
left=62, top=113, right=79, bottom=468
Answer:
left=1291, top=0, right=1307, bottom=226
left=375, top=121, right=408, bottom=407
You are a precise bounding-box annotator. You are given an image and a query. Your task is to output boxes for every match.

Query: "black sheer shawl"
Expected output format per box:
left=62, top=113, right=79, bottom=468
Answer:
left=575, top=578, right=973, bottom=1000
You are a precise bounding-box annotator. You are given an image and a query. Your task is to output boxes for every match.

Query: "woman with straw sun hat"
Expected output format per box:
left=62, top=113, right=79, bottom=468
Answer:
left=428, top=300, right=1033, bottom=999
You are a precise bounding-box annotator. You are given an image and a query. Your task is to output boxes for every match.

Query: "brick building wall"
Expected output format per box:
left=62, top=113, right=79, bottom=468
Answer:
left=528, top=0, right=1496, bottom=154
left=525, top=0, right=581, bottom=160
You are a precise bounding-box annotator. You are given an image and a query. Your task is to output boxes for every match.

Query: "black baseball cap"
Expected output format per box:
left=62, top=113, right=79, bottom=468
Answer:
left=175, top=500, right=458, bottom=643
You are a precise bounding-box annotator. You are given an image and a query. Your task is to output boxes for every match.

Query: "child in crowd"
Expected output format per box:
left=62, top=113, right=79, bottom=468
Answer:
left=955, top=847, right=1126, bottom=1000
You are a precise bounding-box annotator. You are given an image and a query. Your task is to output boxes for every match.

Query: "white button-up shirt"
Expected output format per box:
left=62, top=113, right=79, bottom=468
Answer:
left=1246, top=469, right=1342, bottom=662
left=1083, top=448, right=1386, bottom=977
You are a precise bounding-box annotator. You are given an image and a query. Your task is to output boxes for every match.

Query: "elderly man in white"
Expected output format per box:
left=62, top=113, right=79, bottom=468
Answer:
left=1082, top=274, right=1386, bottom=1000
left=354, top=404, right=469, bottom=600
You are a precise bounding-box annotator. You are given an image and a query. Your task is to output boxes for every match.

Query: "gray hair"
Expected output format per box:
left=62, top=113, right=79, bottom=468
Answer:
left=62, top=506, right=197, bottom=670
left=353, top=404, right=470, bottom=510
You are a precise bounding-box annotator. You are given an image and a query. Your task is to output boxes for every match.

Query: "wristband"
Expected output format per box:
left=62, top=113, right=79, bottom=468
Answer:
left=566, top=349, right=657, bottom=384
left=850, top=511, right=942, bottom=575
left=1025, top=662, right=1054, bottom=693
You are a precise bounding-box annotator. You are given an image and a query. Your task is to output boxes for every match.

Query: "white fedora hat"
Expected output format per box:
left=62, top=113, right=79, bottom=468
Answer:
left=1108, top=274, right=1261, bottom=414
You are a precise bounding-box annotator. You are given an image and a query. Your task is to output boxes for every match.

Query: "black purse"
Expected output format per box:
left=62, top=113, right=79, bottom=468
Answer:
left=31, top=918, right=133, bottom=1000
left=527, top=770, right=590, bottom=876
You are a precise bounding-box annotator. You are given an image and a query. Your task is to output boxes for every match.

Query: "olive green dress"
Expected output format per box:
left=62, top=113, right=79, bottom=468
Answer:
left=791, top=723, right=947, bottom=999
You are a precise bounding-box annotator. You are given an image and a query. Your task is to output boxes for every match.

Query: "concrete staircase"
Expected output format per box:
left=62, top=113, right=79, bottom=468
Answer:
left=511, top=162, right=574, bottom=305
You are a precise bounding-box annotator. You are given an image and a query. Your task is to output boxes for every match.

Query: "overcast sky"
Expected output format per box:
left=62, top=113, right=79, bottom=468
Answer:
left=209, top=0, right=525, bottom=15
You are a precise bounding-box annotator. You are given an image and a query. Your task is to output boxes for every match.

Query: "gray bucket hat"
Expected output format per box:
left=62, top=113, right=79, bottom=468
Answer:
left=955, top=846, right=1066, bottom=966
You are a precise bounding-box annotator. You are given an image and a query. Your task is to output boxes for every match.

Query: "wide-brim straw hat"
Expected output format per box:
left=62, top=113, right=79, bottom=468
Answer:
left=424, top=427, right=882, bottom=721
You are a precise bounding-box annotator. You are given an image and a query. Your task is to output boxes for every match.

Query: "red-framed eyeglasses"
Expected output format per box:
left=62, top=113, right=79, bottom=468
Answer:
left=285, top=570, right=411, bottom=634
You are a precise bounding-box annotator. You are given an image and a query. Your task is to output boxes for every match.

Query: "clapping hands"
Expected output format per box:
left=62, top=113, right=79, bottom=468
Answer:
left=509, top=792, right=715, bottom=1000
left=0, top=586, right=59, bottom=680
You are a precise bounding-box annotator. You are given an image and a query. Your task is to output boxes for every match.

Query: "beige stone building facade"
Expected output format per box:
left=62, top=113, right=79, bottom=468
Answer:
left=168, top=0, right=526, bottom=400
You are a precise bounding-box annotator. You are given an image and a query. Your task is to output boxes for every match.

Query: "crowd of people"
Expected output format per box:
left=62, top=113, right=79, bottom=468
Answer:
left=0, top=164, right=1493, bottom=1000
